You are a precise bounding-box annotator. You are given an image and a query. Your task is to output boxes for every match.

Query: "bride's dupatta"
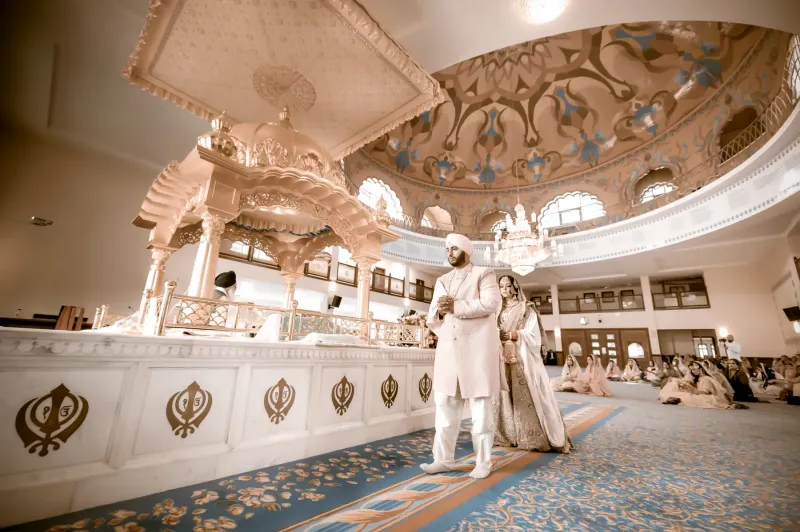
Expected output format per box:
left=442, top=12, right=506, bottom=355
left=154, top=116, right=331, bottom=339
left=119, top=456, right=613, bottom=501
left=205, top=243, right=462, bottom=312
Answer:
left=498, top=277, right=568, bottom=450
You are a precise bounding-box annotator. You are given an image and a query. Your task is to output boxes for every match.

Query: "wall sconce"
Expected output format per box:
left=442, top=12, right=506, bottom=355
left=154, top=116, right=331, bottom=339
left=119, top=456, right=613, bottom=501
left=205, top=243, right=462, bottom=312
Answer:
left=793, top=321, right=800, bottom=334
left=328, top=281, right=336, bottom=292
left=718, top=327, right=728, bottom=338
left=31, top=216, right=53, bottom=227
left=579, top=317, right=589, bottom=325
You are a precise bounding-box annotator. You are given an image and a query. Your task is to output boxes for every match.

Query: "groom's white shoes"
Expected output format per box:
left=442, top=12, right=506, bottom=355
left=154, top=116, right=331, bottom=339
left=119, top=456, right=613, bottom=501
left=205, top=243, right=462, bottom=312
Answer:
left=420, top=462, right=451, bottom=474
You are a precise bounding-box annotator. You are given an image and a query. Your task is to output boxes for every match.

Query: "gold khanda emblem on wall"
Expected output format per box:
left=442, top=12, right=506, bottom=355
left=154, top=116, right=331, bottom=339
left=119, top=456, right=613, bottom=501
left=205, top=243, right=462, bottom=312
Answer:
left=381, top=374, right=399, bottom=408
left=15, top=384, right=89, bottom=457
left=264, top=378, right=296, bottom=425
left=419, top=373, right=433, bottom=402
left=166, top=381, right=213, bottom=438
left=331, top=376, right=355, bottom=416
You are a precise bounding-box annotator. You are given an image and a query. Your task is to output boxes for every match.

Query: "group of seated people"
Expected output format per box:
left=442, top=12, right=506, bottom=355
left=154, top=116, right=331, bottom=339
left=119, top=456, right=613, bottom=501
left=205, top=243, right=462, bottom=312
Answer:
left=605, top=359, right=651, bottom=383
left=550, top=352, right=800, bottom=409
left=551, top=354, right=612, bottom=397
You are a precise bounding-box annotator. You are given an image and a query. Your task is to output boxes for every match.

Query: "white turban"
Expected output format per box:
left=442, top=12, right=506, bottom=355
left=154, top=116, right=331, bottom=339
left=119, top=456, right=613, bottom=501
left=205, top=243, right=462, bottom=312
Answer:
left=445, top=233, right=474, bottom=256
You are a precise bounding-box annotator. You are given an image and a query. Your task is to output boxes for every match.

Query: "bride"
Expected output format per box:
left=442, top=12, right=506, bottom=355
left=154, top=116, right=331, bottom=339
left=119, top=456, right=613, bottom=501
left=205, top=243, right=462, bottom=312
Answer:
left=493, top=275, right=572, bottom=453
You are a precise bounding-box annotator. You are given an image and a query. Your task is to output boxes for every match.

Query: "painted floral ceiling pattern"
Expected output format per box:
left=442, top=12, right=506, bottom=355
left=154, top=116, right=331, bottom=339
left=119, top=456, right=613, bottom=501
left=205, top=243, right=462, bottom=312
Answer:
left=363, top=22, right=763, bottom=190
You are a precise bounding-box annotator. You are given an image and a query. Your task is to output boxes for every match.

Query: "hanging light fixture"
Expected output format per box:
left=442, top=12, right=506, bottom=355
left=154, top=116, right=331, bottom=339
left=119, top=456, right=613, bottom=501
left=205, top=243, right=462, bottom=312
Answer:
left=519, top=0, right=567, bottom=24
left=484, top=167, right=561, bottom=276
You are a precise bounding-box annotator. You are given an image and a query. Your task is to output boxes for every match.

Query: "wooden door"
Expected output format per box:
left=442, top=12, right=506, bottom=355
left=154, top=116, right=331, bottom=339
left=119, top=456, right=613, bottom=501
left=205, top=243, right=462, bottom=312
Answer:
left=561, top=329, right=588, bottom=366
left=620, top=328, right=652, bottom=370
left=587, top=329, right=621, bottom=369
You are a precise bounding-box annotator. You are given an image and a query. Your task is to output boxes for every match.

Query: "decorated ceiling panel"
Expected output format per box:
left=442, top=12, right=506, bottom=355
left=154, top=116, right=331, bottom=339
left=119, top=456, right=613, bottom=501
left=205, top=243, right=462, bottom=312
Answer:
left=364, top=22, right=763, bottom=189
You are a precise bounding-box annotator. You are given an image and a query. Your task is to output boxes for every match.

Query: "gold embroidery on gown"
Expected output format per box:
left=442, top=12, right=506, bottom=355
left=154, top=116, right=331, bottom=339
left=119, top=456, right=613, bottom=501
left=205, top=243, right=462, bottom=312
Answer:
left=493, top=303, right=572, bottom=452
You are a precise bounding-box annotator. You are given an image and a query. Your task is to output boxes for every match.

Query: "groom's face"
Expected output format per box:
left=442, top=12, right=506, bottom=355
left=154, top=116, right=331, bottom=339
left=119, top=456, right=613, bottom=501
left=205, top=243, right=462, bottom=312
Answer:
left=447, top=245, right=468, bottom=267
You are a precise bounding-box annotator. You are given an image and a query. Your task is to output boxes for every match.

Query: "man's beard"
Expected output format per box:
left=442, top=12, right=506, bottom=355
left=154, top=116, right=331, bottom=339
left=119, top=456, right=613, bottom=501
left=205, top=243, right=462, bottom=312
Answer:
left=448, top=252, right=467, bottom=268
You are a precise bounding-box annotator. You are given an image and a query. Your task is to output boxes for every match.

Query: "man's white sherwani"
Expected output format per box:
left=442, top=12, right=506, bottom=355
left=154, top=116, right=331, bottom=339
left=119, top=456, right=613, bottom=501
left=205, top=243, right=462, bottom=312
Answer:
left=426, top=265, right=502, bottom=473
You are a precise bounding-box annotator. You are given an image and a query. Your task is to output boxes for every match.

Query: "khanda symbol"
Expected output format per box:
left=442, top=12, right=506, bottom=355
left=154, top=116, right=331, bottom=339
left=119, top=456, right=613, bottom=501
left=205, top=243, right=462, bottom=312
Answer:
left=419, top=373, right=433, bottom=402
left=166, top=381, right=212, bottom=438
left=264, top=378, right=296, bottom=425
left=381, top=375, right=399, bottom=408
left=331, top=376, right=355, bottom=415
left=15, top=384, right=89, bottom=457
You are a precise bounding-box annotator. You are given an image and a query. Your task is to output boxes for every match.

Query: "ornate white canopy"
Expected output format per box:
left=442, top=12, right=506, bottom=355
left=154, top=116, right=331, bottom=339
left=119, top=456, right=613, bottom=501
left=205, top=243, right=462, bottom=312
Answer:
left=123, top=0, right=444, bottom=160
left=134, top=109, right=399, bottom=276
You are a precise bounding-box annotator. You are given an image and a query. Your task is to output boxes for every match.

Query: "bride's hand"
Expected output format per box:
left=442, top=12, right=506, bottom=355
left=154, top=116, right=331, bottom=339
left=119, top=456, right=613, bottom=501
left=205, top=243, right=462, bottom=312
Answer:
left=499, top=330, right=510, bottom=342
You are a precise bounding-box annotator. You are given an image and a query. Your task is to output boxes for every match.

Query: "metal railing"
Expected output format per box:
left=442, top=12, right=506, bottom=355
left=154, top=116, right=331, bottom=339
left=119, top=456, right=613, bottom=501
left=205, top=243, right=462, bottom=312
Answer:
left=652, top=291, right=710, bottom=310
left=135, top=281, right=428, bottom=347
left=559, top=295, right=645, bottom=314
left=349, top=36, right=800, bottom=240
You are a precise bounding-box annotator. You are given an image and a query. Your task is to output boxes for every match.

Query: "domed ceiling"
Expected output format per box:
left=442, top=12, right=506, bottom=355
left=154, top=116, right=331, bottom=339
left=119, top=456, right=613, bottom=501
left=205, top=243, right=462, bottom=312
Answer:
left=364, top=22, right=763, bottom=190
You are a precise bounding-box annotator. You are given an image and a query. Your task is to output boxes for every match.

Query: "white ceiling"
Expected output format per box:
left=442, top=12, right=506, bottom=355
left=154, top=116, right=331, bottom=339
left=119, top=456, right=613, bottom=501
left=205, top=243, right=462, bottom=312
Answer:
left=1, top=0, right=798, bottom=286
left=360, top=0, right=800, bottom=72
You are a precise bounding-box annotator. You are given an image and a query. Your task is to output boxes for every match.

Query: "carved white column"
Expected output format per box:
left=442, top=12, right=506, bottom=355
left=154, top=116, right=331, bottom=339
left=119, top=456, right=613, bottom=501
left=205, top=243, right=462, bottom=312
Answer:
left=356, top=261, right=375, bottom=320
left=640, top=275, right=662, bottom=355
left=188, top=212, right=226, bottom=298
left=139, top=247, right=173, bottom=316
left=281, top=272, right=303, bottom=309
left=550, top=284, right=562, bottom=354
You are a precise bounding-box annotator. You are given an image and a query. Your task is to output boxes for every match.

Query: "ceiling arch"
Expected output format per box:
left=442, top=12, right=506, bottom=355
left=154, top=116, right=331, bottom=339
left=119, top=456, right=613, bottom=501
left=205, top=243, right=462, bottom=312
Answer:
left=359, top=0, right=800, bottom=73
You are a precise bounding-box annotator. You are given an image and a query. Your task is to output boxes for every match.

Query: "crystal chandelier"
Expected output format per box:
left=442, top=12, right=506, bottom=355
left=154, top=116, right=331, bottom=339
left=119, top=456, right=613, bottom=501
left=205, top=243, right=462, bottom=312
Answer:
left=519, top=0, right=567, bottom=24
left=484, top=204, right=560, bottom=276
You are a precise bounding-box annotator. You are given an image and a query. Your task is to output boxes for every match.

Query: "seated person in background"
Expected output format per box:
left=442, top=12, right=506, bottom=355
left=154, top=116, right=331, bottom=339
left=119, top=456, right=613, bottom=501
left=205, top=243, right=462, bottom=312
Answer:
left=552, top=355, right=581, bottom=391
left=606, top=359, right=622, bottom=381
left=784, top=358, right=798, bottom=381
left=703, top=360, right=735, bottom=402
left=772, top=356, right=789, bottom=380
left=645, top=360, right=658, bottom=381
left=659, top=361, right=739, bottom=409
left=677, top=355, right=691, bottom=377
left=725, top=359, right=757, bottom=402
left=622, top=359, right=644, bottom=382
left=561, top=354, right=611, bottom=397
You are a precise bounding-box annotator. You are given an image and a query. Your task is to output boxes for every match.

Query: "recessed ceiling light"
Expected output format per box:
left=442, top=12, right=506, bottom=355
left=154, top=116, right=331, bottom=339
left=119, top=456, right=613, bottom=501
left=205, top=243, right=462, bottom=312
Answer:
left=519, top=0, right=567, bottom=24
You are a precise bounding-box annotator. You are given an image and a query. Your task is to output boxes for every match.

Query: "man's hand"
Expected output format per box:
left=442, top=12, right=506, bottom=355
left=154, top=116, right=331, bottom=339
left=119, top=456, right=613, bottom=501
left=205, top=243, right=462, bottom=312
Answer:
left=437, top=295, right=454, bottom=317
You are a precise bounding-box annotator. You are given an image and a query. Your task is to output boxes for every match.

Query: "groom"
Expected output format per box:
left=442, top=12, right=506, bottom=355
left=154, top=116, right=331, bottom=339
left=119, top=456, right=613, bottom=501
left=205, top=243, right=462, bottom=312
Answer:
left=422, top=233, right=502, bottom=479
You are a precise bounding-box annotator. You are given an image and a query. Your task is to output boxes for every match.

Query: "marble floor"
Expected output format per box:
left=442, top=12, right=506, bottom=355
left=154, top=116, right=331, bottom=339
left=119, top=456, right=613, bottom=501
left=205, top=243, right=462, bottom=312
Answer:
left=8, top=373, right=800, bottom=531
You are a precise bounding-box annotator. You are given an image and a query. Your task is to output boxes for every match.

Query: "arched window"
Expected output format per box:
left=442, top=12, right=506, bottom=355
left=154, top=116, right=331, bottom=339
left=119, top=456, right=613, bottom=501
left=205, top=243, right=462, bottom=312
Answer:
left=357, top=178, right=404, bottom=219
left=787, top=35, right=800, bottom=101
left=491, top=219, right=508, bottom=233
left=640, top=182, right=676, bottom=203
left=420, top=205, right=453, bottom=231
left=478, top=209, right=510, bottom=233
left=539, top=192, right=605, bottom=229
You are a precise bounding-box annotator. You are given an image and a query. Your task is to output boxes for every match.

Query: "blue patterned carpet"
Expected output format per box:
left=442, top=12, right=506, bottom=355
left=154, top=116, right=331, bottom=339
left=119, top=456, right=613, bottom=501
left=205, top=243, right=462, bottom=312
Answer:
left=9, top=385, right=800, bottom=531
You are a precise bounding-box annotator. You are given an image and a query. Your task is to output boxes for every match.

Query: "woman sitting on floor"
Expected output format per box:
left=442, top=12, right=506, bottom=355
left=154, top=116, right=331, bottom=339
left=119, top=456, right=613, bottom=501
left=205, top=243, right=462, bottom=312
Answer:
left=702, top=360, right=735, bottom=402
left=606, top=359, right=622, bottom=381
left=724, top=359, right=758, bottom=402
left=562, top=354, right=611, bottom=397
left=552, top=355, right=581, bottom=391
left=492, top=275, right=573, bottom=453
left=659, top=361, right=739, bottom=409
left=645, top=360, right=658, bottom=382
left=622, top=359, right=643, bottom=382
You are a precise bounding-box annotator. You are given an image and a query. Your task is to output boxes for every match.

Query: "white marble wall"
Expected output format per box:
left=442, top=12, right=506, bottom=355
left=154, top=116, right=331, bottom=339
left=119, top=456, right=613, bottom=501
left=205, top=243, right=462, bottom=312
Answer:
left=0, top=329, right=435, bottom=527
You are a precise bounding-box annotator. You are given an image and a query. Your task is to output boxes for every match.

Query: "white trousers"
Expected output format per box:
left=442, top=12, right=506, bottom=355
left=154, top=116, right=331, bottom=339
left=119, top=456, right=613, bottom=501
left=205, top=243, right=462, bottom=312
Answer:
left=432, top=389, right=494, bottom=468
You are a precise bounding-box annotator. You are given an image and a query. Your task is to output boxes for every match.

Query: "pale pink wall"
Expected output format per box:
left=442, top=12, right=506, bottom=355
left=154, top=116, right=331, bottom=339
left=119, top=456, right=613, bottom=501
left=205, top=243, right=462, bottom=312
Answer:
left=0, top=133, right=431, bottom=320
left=655, top=264, right=789, bottom=358
left=0, top=131, right=161, bottom=318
